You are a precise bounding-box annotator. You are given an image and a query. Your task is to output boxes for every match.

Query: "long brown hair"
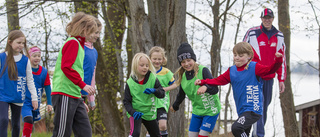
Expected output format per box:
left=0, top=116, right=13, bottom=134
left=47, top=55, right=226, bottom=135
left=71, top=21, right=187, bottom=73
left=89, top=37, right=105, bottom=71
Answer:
left=1, top=30, right=27, bottom=80
left=66, top=12, right=98, bottom=37
left=174, top=61, right=199, bottom=85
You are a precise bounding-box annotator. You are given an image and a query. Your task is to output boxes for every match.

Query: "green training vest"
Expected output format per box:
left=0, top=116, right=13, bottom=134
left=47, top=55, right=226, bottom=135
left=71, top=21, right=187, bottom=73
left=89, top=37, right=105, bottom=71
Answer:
left=181, top=65, right=221, bottom=116
left=127, top=73, right=157, bottom=121
left=52, top=37, right=85, bottom=98
left=155, top=68, right=174, bottom=112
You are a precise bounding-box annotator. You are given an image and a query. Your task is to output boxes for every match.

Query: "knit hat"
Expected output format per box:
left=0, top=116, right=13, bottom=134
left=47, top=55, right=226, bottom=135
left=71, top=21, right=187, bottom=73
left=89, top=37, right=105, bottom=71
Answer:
left=177, top=43, right=196, bottom=65
left=260, top=8, right=274, bottom=18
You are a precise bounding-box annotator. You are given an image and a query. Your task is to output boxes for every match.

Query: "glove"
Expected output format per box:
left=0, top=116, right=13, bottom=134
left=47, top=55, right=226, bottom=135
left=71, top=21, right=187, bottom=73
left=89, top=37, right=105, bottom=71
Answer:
left=143, top=88, right=156, bottom=94
left=133, top=112, right=144, bottom=120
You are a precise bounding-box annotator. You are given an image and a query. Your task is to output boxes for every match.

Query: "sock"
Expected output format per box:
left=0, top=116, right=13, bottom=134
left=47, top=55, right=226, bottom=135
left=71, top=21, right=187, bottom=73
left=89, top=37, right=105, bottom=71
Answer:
left=146, top=134, right=150, bottom=137
left=22, top=122, right=33, bottom=137
left=160, top=130, right=168, bottom=137
left=198, top=135, right=208, bottom=137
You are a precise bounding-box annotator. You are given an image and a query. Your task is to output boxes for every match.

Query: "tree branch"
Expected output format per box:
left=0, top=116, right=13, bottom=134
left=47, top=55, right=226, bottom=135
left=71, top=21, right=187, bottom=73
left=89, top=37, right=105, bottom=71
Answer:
left=186, top=12, right=213, bottom=30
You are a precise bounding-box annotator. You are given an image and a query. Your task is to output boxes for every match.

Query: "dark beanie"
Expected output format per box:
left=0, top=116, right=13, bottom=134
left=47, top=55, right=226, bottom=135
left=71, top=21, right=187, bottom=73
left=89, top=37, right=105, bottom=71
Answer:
left=177, top=43, right=196, bottom=65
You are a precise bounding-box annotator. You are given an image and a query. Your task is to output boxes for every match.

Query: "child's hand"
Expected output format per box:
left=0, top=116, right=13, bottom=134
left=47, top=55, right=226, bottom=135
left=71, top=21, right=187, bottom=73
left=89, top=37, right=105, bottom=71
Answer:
left=194, top=79, right=202, bottom=85
left=84, top=102, right=89, bottom=113
left=32, top=101, right=38, bottom=110
left=170, top=106, right=176, bottom=112
left=47, top=105, right=53, bottom=112
left=133, top=112, right=144, bottom=120
left=197, top=86, right=207, bottom=95
left=89, top=101, right=96, bottom=110
left=143, top=88, right=156, bottom=94
left=83, top=85, right=95, bottom=95
left=275, top=52, right=283, bottom=58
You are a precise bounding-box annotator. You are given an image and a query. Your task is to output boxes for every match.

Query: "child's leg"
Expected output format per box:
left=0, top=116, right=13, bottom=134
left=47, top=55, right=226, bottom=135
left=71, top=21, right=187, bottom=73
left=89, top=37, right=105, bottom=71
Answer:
left=129, top=117, right=142, bottom=137
left=52, top=95, right=74, bottom=137
left=198, top=113, right=219, bottom=137
left=188, top=114, right=203, bottom=137
left=157, top=108, right=168, bottom=137
left=21, top=104, right=34, bottom=137
left=0, top=101, right=9, bottom=137
left=231, top=111, right=261, bottom=137
left=72, top=99, right=92, bottom=137
left=142, top=119, right=160, bottom=137
left=10, top=103, right=22, bottom=137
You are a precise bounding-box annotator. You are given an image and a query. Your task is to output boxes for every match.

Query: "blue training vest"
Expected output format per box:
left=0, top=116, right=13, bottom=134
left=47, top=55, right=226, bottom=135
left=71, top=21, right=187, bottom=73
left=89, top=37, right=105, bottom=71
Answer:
left=0, top=52, right=28, bottom=103
left=230, top=62, right=263, bottom=115
left=81, top=46, right=98, bottom=96
left=24, top=65, right=48, bottom=107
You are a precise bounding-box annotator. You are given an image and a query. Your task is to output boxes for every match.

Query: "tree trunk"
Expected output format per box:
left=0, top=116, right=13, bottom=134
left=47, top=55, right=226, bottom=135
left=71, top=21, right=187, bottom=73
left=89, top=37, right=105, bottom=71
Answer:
left=166, top=0, right=187, bottom=136
left=278, top=0, right=300, bottom=136
left=73, top=1, right=126, bottom=136
left=210, top=0, right=221, bottom=78
left=127, top=0, right=153, bottom=53
left=6, top=0, right=19, bottom=32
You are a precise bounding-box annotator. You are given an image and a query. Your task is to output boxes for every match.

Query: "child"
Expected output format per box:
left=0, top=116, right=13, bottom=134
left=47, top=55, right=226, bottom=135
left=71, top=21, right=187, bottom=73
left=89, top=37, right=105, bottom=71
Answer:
left=123, top=53, right=165, bottom=137
left=21, top=46, right=52, bottom=137
left=0, top=30, right=38, bottom=137
left=148, top=46, right=177, bottom=137
left=194, top=42, right=283, bottom=137
left=51, top=12, right=97, bottom=137
left=81, top=17, right=101, bottom=110
left=170, top=43, right=221, bottom=137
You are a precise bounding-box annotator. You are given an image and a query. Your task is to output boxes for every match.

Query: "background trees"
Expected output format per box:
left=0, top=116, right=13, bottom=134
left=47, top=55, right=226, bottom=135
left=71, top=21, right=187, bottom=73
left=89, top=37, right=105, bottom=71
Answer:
left=0, top=0, right=318, bottom=136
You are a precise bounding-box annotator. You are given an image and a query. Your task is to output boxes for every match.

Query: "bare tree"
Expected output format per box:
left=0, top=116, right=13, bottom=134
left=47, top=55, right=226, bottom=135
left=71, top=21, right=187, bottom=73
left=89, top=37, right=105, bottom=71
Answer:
left=278, top=0, right=299, bottom=136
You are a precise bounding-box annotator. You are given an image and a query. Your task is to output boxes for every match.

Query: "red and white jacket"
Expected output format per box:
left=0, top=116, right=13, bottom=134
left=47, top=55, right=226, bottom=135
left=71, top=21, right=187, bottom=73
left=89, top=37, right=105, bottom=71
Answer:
left=243, top=24, right=286, bottom=82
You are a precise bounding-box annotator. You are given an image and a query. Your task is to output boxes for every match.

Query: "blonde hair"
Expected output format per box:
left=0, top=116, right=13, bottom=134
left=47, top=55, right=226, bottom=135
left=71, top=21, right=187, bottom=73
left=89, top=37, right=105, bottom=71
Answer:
left=66, top=12, right=98, bottom=37
left=174, top=60, right=199, bottom=85
left=1, top=30, right=27, bottom=80
left=233, top=42, right=253, bottom=69
left=130, top=53, right=156, bottom=81
left=149, top=46, right=167, bottom=66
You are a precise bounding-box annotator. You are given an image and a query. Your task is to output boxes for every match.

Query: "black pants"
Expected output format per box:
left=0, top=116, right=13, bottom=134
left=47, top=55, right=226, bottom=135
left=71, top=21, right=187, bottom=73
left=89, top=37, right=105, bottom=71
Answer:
left=52, top=95, right=92, bottom=137
left=0, top=101, right=22, bottom=137
left=232, top=111, right=261, bottom=137
left=129, top=117, right=160, bottom=137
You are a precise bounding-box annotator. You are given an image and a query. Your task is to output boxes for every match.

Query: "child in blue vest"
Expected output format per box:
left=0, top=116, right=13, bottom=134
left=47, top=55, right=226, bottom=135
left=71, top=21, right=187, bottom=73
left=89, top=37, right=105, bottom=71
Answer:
left=81, top=17, right=101, bottom=111
left=147, top=46, right=177, bottom=137
left=170, top=43, right=220, bottom=137
left=21, top=46, right=52, bottom=137
left=123, top=53, right=165, bottom=137
left=51, top=12, right=97, bottom=137
left=0, top=30, right=38, bottom=137
left=195, top=42, right=283, bottom=137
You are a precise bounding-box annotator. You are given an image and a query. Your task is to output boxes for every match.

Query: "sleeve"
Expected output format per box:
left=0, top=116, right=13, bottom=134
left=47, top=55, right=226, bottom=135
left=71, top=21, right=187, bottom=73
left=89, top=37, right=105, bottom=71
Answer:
left=255, top=56, right=283, bottom=77
left=243, top=28, right=251, bottom=42
left=202, top=67, right=219, bottom=95
left=200, top=68, right=231, bottom=86
left=123, top=84, right=135, bottom=116
left=172, top=85, right=186, bottom=111
left=61, top=40, right=86, bottom=89
left=153, top=78, right=165, bottom=98
left=168, top=76, right=175, bottom=85
left=44, top=85, right=52, bottom=105
left=44, top=73, right=51, bottom=86
left=276, top=40, right=287, bottom=82
left=26, top=60, right=38, bottom=101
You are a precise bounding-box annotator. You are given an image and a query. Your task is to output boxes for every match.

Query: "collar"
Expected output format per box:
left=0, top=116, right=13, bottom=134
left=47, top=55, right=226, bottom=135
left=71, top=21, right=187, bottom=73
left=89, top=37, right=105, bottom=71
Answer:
left=72, top=36, right=86, bottom=48
left=84, top=42, right=93, bottom=49
left=156, top=66, right=163, bottom=74
left=32, top=65, right=43, bottom=75
left=236, top=63, right=247, bottom=71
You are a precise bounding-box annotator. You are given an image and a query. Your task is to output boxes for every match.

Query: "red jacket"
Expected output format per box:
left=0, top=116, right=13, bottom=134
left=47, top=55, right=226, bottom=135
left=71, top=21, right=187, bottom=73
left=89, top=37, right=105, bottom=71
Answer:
left=243, top=24, right=286, bottom=82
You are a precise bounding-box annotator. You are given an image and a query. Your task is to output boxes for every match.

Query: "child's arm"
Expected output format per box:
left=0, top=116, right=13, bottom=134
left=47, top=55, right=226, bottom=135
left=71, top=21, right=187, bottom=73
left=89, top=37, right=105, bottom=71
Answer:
left=255, top=52, right=283, bottom=77
left=26, top=60, right=38, bottom=110
left=171, top=85, right=186, bottom=112
left=61, top=40, right=87, bottom=89
left=197, top=68, right=231, bottom=86
left=44, top=72, right=52, bottom=112
left=88, top=67, right=96, bottom=109
left=123, top=84, right=135, bottom=116
left=201, top=67, right=219, bottom=95
left=163, top=83, right=177, bottom=92
left=152, top=78, right=165, bottom=98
